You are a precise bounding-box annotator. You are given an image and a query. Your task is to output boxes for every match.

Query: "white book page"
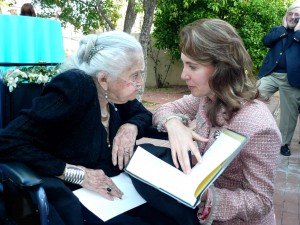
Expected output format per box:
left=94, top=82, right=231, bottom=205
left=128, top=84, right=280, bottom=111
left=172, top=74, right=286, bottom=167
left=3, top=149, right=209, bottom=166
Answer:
left=73, top=173, right=146, bottom=222
left=187, top=132, right=242, bottom=189
left=126, top=147, right=196, bottom=205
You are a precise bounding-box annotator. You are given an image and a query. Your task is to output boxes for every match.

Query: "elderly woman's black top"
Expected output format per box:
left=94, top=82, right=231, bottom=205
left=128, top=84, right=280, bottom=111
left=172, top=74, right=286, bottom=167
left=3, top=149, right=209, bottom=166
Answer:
left=0, top=69, right=152, bottom=177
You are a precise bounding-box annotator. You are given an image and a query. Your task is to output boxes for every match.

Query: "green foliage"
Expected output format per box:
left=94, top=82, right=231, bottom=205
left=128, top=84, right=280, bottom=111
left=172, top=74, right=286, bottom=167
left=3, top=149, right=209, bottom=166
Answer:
left=154, top=0, right=292, bottom=75
left=32, top=0, right=122, bottom=34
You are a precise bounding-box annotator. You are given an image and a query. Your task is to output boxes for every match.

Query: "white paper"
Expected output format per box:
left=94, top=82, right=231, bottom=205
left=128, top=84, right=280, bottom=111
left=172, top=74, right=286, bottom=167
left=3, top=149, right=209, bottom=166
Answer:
left=73, top=172, right=146, bottom=222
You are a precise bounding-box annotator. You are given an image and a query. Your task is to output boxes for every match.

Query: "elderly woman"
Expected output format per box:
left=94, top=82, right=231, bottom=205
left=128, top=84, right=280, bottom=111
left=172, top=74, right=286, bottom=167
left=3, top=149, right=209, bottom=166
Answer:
left=0, top=31, right=174, bottom=225
left=131, top=19, right=281, bottom=225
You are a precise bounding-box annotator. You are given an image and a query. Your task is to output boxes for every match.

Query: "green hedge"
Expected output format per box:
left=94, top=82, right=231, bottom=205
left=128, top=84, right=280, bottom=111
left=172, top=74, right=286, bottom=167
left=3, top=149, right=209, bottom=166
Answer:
left=153, top=0, right=291, bottom=75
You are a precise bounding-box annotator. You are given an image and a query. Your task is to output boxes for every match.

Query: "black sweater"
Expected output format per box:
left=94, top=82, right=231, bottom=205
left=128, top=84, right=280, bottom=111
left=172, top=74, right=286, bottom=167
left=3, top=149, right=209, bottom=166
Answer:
left=0, top=69, right=152, bottom=177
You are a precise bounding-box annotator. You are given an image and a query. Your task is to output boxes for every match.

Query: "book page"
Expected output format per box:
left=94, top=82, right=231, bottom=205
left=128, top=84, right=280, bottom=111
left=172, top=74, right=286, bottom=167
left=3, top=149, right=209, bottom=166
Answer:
left=187, top=130, right=245, bottom=196
left=73, top=173, right=146, bottom=222
left=126, top=147, right=198, bottom=205
left=126, top=129, right=247, bottom=207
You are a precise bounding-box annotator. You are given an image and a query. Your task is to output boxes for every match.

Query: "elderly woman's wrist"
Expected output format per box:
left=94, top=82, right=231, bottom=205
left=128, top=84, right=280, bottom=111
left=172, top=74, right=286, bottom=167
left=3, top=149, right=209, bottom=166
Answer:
left=63, top=165, right=85, bottom=185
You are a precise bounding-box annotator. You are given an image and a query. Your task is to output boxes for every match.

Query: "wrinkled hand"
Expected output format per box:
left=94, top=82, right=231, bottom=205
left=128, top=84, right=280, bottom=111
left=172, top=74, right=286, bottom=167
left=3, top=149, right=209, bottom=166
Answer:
left=58, top=164, right=123, bottom=200
left=164, top=119, right=208, bottom=174
left=112, top=123, right=138, bottom=170
left=81, top=167, right=123, bottom=200
left=282, top=15, right=287, bottom=28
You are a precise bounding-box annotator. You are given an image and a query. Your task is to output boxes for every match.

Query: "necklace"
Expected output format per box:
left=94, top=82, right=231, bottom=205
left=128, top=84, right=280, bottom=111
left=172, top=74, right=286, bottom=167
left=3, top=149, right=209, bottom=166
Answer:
left=101, top=104, right=111, bottom=147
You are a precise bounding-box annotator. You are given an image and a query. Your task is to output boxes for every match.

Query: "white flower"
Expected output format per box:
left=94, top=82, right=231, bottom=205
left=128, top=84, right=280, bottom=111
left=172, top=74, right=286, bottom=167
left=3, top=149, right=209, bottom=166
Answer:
left=36, top=73, right=50, bottom=84
left=10, top=69, right=27, bottom=79
left=2, top=66, right=59, bottom=92
left=28, top=73, right=38, bottom=82
left=6, top=76, right=19, bottom=92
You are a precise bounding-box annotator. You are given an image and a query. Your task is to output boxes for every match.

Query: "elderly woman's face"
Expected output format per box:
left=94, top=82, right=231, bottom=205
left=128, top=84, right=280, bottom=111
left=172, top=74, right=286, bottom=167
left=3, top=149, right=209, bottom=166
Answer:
left=180, top=53, right=215, bottom=99
left=107, top=54, right=145, bottom=104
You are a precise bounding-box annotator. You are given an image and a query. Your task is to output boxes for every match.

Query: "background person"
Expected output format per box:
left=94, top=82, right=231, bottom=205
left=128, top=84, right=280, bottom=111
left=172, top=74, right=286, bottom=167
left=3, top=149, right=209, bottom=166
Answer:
left=20, top=3, right=36, bottom=16
left=0, top=31, right=175, bottom=225
left=258, top=1, right=300, bottom=156
left=131, top=18, right=281, bottom=225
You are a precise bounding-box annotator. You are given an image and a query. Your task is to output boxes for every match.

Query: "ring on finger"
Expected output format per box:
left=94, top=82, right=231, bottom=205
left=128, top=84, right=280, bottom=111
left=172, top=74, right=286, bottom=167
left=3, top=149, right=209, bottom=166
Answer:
left=124, top=149, right=130, bottom=155
left=106, top=186, right=112, bottom=193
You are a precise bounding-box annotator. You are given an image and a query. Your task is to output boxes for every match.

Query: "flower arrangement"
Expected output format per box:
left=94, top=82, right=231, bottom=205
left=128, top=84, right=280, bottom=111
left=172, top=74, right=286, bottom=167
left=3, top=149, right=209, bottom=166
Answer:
left=1, top=65, right=59, bottom=92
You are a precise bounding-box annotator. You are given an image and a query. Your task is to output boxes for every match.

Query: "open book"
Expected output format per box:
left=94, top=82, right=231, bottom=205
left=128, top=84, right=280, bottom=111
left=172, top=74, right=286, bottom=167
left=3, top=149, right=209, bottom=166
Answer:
left=125, top=129, right=248, bottom=208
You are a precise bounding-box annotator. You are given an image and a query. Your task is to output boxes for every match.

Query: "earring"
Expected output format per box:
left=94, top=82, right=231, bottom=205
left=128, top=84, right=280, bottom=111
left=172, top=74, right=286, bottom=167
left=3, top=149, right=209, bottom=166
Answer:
left=105, top=91, right=118, bottom=111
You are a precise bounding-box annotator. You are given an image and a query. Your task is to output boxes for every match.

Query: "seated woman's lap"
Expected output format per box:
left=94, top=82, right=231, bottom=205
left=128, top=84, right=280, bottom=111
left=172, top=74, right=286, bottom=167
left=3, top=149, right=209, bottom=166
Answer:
left=130, top=144, right=199, bottom=225
left=42, top=173, right=177, bottom=225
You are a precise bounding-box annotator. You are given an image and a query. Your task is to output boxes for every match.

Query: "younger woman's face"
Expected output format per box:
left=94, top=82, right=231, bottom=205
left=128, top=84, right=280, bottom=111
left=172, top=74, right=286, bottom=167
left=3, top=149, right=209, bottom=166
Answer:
left=107, top=54, right=145, bottom=104
left=180, top=53, right=215, bottom=99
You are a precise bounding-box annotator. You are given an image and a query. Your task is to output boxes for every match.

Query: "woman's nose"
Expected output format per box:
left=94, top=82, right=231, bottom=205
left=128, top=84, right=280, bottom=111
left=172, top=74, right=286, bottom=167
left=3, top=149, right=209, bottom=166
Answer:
left=181, top=69, right=189, bottom=80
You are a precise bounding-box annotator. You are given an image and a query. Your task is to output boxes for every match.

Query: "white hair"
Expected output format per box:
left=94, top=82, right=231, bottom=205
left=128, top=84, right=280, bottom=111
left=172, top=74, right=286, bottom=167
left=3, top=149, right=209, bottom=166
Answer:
left=60, top=31, right=143, bottom=79
left=288, top=1, right=300, bottom=11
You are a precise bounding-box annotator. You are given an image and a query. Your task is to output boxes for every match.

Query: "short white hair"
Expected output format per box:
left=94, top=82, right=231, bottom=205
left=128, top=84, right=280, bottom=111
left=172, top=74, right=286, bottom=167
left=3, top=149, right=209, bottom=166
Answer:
left=288, top=1, right=300, bottom=10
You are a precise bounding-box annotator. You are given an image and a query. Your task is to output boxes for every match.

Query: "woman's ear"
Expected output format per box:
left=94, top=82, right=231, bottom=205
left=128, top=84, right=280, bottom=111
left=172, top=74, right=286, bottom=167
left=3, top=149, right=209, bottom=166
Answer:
left=96, top=72, right=108, bottom=91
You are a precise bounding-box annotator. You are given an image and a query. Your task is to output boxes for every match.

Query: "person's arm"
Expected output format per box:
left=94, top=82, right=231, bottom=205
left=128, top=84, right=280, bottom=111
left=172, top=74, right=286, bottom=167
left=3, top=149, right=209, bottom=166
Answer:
left=0, top=70, right=92, bottom=176
left=153, top=95, right=208, bottom=174
left=112, top=100, right=152, bottom=169
left=262, top=26, right=287, bottom=47
left=117, top=99, right=152, bottom=138
left=153, top=94, right=199, bottom=129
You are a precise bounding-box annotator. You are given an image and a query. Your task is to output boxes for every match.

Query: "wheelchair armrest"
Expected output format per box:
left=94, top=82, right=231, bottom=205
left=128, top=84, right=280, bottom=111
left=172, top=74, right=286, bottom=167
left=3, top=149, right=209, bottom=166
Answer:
left=0, top=162, right=42, bottom=189
left=0, top=163, right=49, bottom=225
left=144, top=126, right=168, bottom=140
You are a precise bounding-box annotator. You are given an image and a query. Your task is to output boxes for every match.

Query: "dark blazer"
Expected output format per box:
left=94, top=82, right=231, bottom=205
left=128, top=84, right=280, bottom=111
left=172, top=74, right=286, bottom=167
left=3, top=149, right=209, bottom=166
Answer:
left=0, top=69, right=152, bottom=178
left=258, top=26, right=300, bottom=88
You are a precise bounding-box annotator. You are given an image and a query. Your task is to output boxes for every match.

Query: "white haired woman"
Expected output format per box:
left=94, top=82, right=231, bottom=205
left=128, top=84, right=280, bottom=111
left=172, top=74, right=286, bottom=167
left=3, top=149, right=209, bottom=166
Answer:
left=0, top=31, right=176, bottom=225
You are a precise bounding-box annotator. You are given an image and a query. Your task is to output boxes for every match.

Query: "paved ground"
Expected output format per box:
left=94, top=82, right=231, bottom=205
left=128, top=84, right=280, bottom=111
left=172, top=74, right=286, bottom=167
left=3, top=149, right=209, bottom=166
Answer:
left=141, top=88, right=300, bottom=225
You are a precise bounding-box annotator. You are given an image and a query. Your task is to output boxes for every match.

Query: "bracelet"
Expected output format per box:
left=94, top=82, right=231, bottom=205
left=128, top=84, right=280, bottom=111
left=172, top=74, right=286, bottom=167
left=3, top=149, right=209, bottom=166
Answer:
left=64, top=166, right=85, bottom=185
left=157, top=114, right=189, bottom=132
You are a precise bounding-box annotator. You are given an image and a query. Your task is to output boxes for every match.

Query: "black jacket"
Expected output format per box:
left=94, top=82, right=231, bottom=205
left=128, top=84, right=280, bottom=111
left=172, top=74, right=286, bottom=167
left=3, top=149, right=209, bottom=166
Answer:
left=0, top=69, right=152, bottom=177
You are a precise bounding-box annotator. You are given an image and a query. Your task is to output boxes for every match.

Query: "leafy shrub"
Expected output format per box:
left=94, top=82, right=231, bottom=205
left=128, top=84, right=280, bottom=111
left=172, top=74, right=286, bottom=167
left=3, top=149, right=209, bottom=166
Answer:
left=153, top=0, right=291, bottom=75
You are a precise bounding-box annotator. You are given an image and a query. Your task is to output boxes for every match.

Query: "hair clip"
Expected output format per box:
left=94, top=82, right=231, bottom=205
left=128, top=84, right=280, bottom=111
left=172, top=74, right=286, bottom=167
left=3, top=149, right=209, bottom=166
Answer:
left=87, top=46, right=104, bottom=64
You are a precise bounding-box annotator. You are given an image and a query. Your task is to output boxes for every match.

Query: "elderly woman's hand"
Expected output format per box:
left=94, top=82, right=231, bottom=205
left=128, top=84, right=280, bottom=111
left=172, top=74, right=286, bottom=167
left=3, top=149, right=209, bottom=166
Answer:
left=164, top=118, right=208, bottom=174
left=81, top=167, right=123, bottom=200
left=112, top=123, right=138, bottom=170
left=59, top=164, right=123, bottom=200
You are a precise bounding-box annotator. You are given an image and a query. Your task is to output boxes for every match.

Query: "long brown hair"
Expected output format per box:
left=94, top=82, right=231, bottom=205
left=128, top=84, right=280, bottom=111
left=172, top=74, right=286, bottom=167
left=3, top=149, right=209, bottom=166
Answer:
left=180, top=18, right=258, bottom=126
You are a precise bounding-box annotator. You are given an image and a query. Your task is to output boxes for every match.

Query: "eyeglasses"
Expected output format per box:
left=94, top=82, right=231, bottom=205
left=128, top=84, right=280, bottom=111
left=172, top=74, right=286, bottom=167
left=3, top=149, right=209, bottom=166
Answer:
left=119, top=71, right=144, bottom=86
left=287, top=12, right=300, bottom=17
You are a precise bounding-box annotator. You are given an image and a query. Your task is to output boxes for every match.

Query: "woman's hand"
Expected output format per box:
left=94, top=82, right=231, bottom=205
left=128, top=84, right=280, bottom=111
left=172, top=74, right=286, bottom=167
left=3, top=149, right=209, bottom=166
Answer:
left=58, top=164, right=123, bottom=200
left=81, top=167, right=123, bottom=200
left=112, top=123, right=138, bottom=170
left=164, top=118, right=208, bottom=174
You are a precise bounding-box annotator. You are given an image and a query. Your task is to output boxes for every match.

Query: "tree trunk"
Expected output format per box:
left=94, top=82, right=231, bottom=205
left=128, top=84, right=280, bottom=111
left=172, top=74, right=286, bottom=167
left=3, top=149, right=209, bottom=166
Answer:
left=123, top=0, right=137, bottom=33
left=138, top=0, right=157, bottom=99
left=95, top=0, right=115, bottom=30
